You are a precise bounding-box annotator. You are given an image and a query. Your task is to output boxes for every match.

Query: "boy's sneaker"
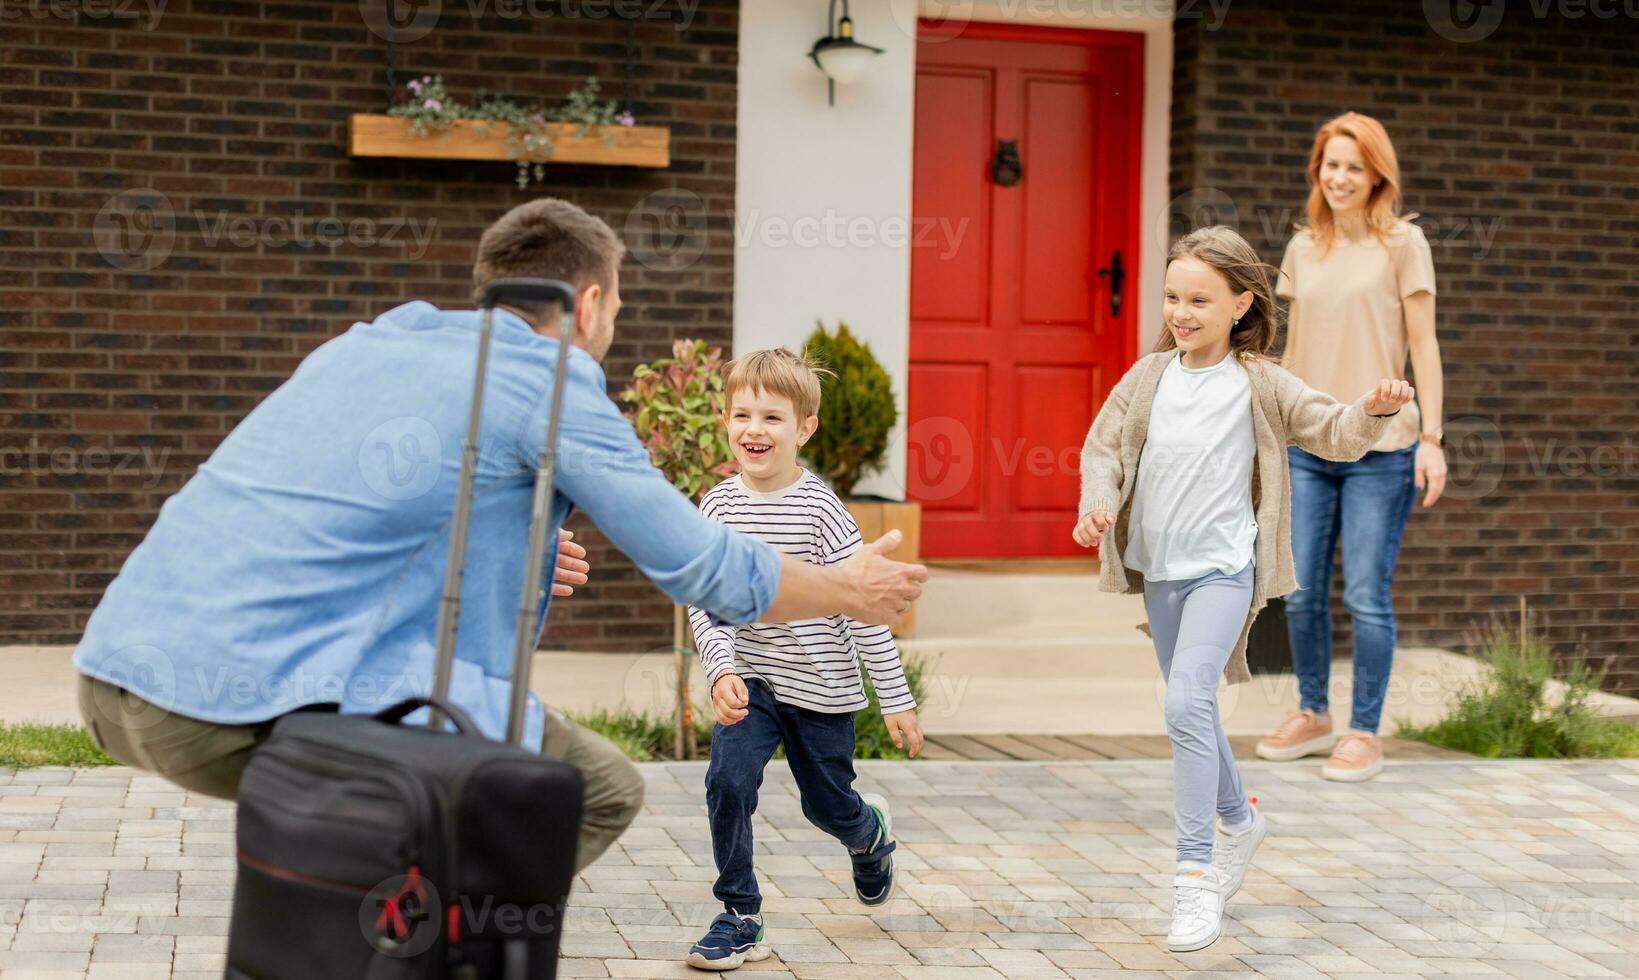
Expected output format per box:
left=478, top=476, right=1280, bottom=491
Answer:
left=1213, top=803, right=1268, bottom=901
left=686, top=910, right=769, bottom=971
left=849, top=793, right=896, bottom=907
left=1167, top=864, right=1225, bottom=952
left=1256, top=709, right=1336, bottom=761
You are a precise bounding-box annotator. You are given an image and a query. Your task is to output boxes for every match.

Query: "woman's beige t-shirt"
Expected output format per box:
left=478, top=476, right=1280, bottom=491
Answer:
left=1276, top=221, right=1436, bottom=452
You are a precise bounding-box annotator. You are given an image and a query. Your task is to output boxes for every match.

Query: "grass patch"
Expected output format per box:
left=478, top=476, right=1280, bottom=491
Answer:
left=572, top=653, right=933, bottom=762
left=569, top=707, right=713, bottom=763
left=0, top=723, right=117, bottom=768
left=1398, top=625, right=1639, bottom=759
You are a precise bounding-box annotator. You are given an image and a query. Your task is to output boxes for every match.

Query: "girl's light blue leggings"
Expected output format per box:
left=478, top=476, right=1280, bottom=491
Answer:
left=1143, top=560, right=1256, bottom=864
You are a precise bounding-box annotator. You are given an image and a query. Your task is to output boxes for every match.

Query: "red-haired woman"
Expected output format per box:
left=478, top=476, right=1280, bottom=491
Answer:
left=1255, top=112, right=1447, bottom=783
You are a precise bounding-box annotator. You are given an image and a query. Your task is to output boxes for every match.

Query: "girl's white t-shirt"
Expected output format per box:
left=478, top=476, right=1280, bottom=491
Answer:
left=1123, top=353, right=1258, bottom=582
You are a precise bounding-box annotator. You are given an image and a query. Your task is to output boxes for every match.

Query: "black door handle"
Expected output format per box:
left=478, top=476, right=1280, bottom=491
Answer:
left=1096, top=250, right=1123, bottom=319
left=991, top=139, right=1021, bottom=187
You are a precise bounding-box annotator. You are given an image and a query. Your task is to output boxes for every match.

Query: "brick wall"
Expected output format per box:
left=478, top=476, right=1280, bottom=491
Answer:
left=0, top=0, right=739, bottom=652
left=1171, top=0, right=1639, bottom=691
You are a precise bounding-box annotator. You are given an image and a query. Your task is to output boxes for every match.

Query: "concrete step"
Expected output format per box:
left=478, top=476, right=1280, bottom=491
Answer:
left=900, top=634, right=1159, bottom=683
left=918, top=732, right=1475, bottom=762
left=912, top=564, right=1140, bottom=638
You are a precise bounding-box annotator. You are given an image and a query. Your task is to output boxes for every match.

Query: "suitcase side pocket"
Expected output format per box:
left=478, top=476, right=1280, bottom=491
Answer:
left=230, top=850, right=434, bottom=980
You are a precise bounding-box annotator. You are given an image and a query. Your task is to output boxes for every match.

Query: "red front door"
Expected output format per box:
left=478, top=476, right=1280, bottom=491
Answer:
left=908, top=21, right=1142, bottom=558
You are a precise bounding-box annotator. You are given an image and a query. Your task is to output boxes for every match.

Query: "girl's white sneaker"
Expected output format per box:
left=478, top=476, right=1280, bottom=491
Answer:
left=1167, top=865, right=1224, bottom=952
left=1213, top=804, right=1268, bottom=901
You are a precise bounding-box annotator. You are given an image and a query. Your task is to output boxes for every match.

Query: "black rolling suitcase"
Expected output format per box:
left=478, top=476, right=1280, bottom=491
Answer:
left=227, top=279, right=588, bottom=980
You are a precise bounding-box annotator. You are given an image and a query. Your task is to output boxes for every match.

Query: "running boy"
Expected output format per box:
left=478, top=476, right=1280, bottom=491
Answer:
left=684, top=347, right=924, bottom=971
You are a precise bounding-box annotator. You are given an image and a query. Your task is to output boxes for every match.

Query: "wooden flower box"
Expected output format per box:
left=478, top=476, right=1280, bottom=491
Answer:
left=844, top=498, right=923, bottom=637
left=347, top=114, right=670, bottom=168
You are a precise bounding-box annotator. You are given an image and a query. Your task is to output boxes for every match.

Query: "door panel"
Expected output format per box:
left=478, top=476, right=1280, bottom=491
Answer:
left=1021, top=79, right=1097, bottom=327
left=1011, top=365, right=1095, bottom=513
left=907, top=363, right=987, bottom=513
left=909, top=69, right=992, bottom=326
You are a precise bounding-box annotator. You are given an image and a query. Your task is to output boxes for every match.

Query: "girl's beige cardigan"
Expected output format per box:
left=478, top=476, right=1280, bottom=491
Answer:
left=1078, top=349, right=1394, bottom=685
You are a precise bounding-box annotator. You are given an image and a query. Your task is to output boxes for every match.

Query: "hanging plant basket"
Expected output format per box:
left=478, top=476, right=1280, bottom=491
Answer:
left=347, top=113, right=670, bottom=169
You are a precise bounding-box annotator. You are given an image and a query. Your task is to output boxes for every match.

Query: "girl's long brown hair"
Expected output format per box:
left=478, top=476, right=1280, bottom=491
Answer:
left=1153, top=225, right=1278, bottom=359
left=1303, top=111, right=1407, bottom=255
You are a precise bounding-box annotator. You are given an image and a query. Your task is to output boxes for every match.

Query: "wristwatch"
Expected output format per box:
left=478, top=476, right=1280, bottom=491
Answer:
left=1419, top=431, right=1444, bottom=448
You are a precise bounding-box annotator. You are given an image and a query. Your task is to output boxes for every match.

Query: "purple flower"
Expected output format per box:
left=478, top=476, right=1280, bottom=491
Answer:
left=408, top=80, right=422, bottom=93
left=616, top=111, right=635, bottom=127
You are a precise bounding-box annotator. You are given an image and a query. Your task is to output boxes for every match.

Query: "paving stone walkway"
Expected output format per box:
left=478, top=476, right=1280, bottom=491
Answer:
left=915, top=734, right=1470, bottom=763
left=2, top=758, right=1637, bottom=979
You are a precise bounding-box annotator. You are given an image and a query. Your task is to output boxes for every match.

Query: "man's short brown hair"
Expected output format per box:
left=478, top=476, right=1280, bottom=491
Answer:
left=470, top=198, right=625, bottom=306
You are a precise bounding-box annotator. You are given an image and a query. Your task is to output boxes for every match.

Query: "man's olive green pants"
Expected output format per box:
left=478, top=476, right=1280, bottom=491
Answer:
left=78, top=673, right=644, bottom=873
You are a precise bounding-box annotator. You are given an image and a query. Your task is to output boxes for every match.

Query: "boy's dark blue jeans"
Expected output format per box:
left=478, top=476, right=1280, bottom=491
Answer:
left=705, top=677, right=877, bottom=916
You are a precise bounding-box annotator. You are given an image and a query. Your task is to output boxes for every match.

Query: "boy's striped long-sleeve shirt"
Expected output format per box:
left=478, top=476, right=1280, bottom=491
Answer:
left=688, top=470, right=918, bottom=715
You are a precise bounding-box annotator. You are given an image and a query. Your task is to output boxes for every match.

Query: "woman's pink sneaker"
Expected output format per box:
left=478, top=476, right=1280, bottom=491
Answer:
left=1255, top=709, right=1336, bottom=762
left=1321, top=731, right=1385, bottom=782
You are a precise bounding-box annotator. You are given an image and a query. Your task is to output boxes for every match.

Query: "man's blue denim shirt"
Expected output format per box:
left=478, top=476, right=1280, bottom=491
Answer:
left=73, top=302, right=782, bottom=748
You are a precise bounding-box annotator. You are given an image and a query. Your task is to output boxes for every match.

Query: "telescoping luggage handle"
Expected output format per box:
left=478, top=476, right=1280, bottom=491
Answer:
left=429, top=278, right=579, bottom=745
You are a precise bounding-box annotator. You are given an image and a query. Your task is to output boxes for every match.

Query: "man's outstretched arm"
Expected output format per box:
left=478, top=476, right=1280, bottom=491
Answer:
left=532, top=373, right=925, bottom=629
left=761, top=530, right=924, bottom=626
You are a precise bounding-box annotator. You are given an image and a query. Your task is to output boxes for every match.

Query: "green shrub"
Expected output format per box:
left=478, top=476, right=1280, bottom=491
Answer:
left=571, top=653, right=933, bottom=762
left=618, top=338, right=738, bottom=503
left=618, top=339, right=739, bottom=760
left=802, top=322, right=898, bottom=498
left=1398, top=626, right=1639, bottom=759
left=0, top=723, right=117, bottom=768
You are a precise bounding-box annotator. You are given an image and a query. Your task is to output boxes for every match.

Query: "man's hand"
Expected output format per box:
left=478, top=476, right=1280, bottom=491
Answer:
left=711, top=672, right=750, bottom=726
left=841, top=530, right=928, bottom=626
left=883, top=709, right=924, bottom=758
left=551, top=529, right=590, bottom=597
left=1071, top=510, right=1116, bottom=549
left=1415, top=441, right=1447, bottom=508
left=1363, top=378, right=1416, bottom=417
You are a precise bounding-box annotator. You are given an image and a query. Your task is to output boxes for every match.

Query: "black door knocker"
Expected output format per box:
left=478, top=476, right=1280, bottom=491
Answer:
left=991, top=138, right=1022, bottom=187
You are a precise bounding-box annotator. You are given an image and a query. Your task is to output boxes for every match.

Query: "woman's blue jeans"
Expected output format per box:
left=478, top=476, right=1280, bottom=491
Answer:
left=1284, top=445, right=1417, bottom=734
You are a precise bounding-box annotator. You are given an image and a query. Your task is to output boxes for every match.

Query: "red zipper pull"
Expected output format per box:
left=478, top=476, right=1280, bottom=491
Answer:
left=376, top=895, right=408, bottom=939
left=375, top=865, right=428, bottom=942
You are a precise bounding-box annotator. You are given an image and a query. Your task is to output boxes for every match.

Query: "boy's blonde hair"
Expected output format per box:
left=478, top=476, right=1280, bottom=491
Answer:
left=721, top=347, right=834, bottom=419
